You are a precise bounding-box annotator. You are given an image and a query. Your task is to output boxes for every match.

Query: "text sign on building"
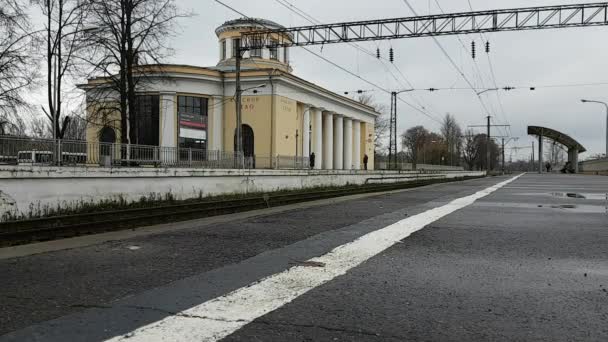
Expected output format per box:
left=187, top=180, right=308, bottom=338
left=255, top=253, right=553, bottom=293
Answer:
left=178, top=96, right=208, bottom=150
left=179, top=112, right=207, bottom=129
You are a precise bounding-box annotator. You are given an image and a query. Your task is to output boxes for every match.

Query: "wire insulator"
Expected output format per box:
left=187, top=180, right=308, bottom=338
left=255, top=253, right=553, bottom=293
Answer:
left=376, top=48, right=380, bottom=59
left=389, top=48, right=394, bottom=63
left=485, top=41, right=490, bottom=53
left=471, top=41, right=476, bottom=59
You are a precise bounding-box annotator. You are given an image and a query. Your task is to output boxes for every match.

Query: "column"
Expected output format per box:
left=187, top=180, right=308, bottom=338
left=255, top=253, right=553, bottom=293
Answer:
left=160, top=92, right=177, bottom=165
left=333, top=115, right=344, bottom=170
left=210, top=95, right=224, bottom=152
left=323, top=111, right=334, bottom=169
left=226, top=38, right=233, bottom=58
left=160, top=92, right=177, bottom=148
left=538, top=134, right=544, bottom=174
left=302, top=105, right=311, bottom=160
left=343, top=118, right=353, bottom=170
left=312, top=108, right=323, bottom=170
left=353, top=120, right=361, bottom=170
left=573, top=149, right=580, bottom=173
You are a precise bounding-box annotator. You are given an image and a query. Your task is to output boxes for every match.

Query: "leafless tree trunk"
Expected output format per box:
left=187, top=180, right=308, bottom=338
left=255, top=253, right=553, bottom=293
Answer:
left=357, top=94, right=389, bottom=153
left=82, top=0, right=189, bottom=150
left=35, top=0, right=91, bottom=140
left=29, top=116, right=52, bottom=138
left=440, top=113, right=462, bottom=166
left=0, top=0, right=39, bottom=133
left=462, top=129, right=480, bottom=171
left=401, top=125, right=428, bottom=170
left=62, top=113, right=86, bottom=140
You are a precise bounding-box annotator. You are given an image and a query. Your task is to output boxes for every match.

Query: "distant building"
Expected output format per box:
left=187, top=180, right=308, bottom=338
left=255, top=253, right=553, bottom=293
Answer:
left=82, top=18, right=379, bottom=170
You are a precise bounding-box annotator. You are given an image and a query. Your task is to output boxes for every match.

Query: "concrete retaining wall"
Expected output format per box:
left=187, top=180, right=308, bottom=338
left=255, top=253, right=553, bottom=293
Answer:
left=374, top=163, right=465, bottom=171
left=580, top=158, right=608, bottom=175
left=0, top=166, right=484, bottom=218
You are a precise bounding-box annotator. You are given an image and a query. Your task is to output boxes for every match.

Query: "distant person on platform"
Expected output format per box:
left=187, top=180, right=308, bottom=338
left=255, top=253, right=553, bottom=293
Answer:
left=363, top=154, right=369, bottom=170
left=545, top=162, right=552, bottom=173
left=309, top=152, right=315, bottom=169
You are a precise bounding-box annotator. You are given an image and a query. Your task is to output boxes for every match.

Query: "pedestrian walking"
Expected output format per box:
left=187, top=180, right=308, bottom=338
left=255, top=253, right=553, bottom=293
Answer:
left=363, top=154, right=369, bottom=170
left=309, top=152, right=315, bottom=169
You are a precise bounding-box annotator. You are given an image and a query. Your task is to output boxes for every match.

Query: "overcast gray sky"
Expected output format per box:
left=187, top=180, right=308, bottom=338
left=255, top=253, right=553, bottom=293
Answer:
left=30, top=0, right=607, bottom=159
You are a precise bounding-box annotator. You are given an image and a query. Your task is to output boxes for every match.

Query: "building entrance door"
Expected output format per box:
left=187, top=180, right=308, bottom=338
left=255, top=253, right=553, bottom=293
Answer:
left=234, top=124, right=255, bottom=168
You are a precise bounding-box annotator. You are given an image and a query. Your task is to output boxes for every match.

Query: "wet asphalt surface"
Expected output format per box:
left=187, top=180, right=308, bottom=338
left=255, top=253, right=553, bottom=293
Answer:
left=1, top=174, right=607, bottom=341
left=225, top=174, right=608, bottom=342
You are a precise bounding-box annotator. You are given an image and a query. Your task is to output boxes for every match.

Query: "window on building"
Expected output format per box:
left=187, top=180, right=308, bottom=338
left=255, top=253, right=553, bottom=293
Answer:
left=232, top=38, right=241, bottom=58
left=250, top=37, right=262, bottom=58
left=131, top=95, right=160, bottom=146
left=178, top=95, right=208, bottom=152
left=251, top=47, right=262, bottom=58
left=269, top=39, right=278, bottom=60
left=221, top=40, right=226, bottom=60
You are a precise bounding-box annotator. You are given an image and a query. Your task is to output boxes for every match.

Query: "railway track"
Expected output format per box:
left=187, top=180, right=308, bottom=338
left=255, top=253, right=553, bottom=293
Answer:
left=0, top=176, right=481, bottom=247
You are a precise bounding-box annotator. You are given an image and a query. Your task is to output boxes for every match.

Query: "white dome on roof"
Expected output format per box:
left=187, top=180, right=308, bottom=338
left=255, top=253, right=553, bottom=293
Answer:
left=215, top=18, right=292, bottom=73
left=215, top=18, right=285, bottom=37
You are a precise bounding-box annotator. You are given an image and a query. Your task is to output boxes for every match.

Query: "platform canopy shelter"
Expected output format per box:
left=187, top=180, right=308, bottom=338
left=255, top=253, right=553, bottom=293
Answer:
left=528, top=126, right=587, bottom=173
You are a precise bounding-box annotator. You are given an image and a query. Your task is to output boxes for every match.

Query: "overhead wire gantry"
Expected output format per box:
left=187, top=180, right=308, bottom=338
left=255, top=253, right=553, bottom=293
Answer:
left=242, top=3, right=608, bottom=49
left=234, top=2, right=608, bottom=169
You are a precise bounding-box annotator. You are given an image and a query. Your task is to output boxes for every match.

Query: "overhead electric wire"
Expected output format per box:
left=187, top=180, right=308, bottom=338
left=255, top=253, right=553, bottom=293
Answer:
left=432, top=1, right=508, bottom=138
left=432, top=0, right=509, bottom=137
left=214, top=0, right=443, bottom=125
left=301, top=47, right=443, bottom=124
left=465, top=0, right=511, bottom=137
left=272, top=0, right=443, bottom=123
left=401, top=0, right=499, bottom=130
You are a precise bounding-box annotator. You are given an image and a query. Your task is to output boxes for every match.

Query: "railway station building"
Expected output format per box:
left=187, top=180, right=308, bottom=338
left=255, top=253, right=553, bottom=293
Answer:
left=83, top=18, right=379, bottom=170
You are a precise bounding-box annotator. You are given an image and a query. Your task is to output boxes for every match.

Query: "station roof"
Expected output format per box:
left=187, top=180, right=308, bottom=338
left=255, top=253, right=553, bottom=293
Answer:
left=528, top=126, right=587, bottom=153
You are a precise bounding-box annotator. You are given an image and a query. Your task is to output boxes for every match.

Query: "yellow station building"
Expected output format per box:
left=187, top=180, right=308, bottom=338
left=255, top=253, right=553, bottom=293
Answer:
left=84, top=18, right=379, bottom=170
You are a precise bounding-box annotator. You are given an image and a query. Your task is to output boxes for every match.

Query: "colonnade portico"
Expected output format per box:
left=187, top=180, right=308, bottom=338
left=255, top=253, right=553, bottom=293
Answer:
left=302, top=104, right=365, bottom=170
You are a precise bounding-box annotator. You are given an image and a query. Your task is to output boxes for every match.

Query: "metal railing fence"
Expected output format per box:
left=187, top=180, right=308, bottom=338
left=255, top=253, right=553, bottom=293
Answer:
left=0, top=136, right=313, bottom=170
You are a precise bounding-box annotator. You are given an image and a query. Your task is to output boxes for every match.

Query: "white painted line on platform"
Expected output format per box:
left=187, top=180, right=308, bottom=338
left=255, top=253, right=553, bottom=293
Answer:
left=105, top=174, right=523, bottom=342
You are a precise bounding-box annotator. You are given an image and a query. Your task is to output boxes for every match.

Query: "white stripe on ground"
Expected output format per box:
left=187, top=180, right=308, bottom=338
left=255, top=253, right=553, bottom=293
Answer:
left=106, top=174, right=523, bottom=342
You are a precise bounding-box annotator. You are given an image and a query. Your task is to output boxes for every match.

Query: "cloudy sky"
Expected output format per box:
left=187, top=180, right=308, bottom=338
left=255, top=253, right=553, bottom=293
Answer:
left=33, top=0, right=608, bottom=159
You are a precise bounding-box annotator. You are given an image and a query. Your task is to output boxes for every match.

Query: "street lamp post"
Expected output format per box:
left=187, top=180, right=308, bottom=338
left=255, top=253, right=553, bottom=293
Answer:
left=581, top=99, right=608, bottom=157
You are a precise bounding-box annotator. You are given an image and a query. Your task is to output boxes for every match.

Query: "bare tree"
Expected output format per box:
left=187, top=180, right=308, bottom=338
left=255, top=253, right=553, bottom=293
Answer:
left=34, top=0, right=91, bottom=139
left=0, top=0, right=39, bottom=130
left=0, top=115, right=27, bottom=135
left=62, top=113, right=86, bottom=140
left=462, top=129, right=480, bottom=171
left=440, top=113, right=462, bottom=166
left=421, top=131, right=447, bottom=165
left=470, top=133, right=499, bottom=171
left=357, top=93, right=388, bottom=153
left=401, top=125, right=428, bottom=170
left=82, top=0, right=189, bottom=147
left=30, top=116, right=52, bottom=138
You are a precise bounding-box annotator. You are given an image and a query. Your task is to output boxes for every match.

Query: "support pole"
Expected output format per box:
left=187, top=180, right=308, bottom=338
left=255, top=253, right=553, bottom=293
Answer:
left=501, top=138, right=505, bottom=175
left=388, top=92, right=397, bottom=169
left=605, top=105, right=608, bottom=157
left=235, top=48, right=243, bottom=168
left=538, top=134, right=544, bottom=174
left=486, top=116, right=491, bottom=173
left=532, top=141, right=535, bottom=172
